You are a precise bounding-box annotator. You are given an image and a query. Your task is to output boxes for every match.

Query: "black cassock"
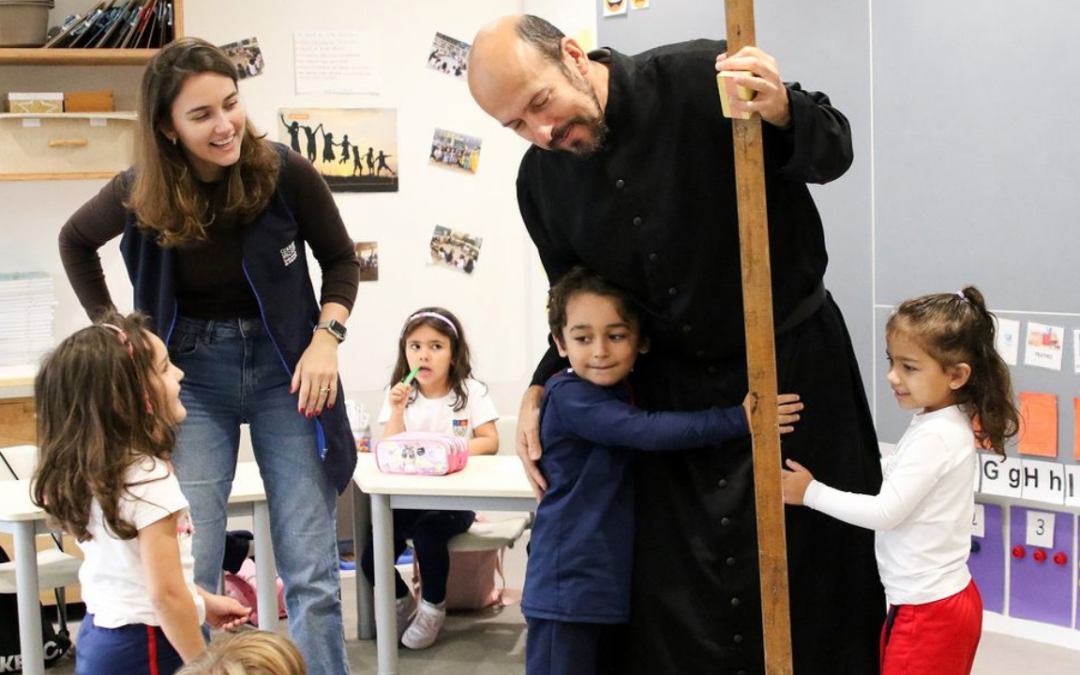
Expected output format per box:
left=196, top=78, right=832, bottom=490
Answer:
left=518, top=40, right=886, bottom=675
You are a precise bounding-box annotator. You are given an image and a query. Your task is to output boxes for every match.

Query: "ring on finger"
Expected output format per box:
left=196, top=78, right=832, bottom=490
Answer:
left=319, top=387, right=331, bottom=393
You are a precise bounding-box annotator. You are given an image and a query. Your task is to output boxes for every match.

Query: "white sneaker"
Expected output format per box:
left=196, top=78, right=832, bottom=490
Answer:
left=395, top=593, right=417, bottom=639
left=401, top=599, right=446, bottom=650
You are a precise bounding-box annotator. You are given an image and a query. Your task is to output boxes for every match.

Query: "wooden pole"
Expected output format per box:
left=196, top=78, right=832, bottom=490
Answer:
left=723, top=2, right=794, bottom=674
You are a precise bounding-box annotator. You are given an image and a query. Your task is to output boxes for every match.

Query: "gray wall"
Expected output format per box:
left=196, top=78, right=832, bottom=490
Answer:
left=597, top=1, right=1079, bottom=455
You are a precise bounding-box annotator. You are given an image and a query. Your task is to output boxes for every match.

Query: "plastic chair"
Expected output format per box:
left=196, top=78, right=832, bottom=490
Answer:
left=0, top=444, right=83, bottom=633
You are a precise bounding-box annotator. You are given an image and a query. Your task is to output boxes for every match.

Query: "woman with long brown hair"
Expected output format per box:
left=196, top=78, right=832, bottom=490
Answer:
left=58, top=37, right=357, bottom=675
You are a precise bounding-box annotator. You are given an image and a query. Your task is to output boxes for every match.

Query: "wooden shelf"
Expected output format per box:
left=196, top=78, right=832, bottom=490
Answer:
left=0, top=171, right=119, bottom=181
left=0, top=48, right=160, bottom=66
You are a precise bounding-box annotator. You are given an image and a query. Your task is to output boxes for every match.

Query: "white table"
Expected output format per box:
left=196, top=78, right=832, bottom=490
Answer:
left=0, top=461, right=277, bottom=675
left=352, top=454, right=535, bottom=675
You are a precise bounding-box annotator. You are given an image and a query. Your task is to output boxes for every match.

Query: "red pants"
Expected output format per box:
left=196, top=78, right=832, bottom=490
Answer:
left=880, top=579, right=982, bottom=675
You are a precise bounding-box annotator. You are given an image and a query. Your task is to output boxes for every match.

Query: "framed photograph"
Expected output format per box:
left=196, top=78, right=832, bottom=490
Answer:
left=278, top=107, right=399, bottom=192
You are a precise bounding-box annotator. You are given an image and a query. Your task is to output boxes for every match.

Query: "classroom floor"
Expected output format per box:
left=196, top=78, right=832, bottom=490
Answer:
left=47, top=530, right=1080, bottom=674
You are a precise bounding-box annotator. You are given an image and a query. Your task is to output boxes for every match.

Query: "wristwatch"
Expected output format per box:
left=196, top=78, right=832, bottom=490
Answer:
left=314, top=319, right=347, bottom=343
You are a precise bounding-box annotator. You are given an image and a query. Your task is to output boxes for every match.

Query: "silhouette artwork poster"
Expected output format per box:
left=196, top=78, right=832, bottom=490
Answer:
left=278, top=107, right=398, bottom=192
left=429, top=128, right=482, bottom=174
left=220, top=37, right=265, bottom=80
left=428, top=225, right=482, bottom=276
left=355, top=241, right=379, bottom=282
left=426, top=32, right=470, bottom=80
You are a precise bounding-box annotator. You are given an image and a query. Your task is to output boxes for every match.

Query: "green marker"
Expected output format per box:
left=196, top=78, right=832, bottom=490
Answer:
left=403, top=365, right=421, bottom=386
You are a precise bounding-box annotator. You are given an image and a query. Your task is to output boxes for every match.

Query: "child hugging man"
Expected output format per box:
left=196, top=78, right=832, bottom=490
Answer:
left=522, top=266, right=802, bottom=675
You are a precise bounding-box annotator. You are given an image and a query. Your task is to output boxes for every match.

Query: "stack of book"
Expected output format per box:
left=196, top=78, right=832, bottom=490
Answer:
left=43, top=0, right=176, bottom=49
left=0, top=272, right=57, bottom=367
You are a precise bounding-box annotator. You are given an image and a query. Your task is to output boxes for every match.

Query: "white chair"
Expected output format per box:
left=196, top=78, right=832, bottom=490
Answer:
left=0, top=444, right=83, bottom=633
left=447, top=416, right=532, bottom=554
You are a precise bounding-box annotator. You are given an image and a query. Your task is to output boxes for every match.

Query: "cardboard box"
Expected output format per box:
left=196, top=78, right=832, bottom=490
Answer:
left=65, top=90, right=115, bottom=113
left=4, top=92, right=64, bottom=114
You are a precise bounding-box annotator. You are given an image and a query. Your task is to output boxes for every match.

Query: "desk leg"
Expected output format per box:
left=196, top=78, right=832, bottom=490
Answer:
left=14, top=522, right=45, bottom=675
left=252, top=502, right=278, bottom=631
left=352, top=484, right=375, bottom=640
left=371, top=494, right=398, bottom=675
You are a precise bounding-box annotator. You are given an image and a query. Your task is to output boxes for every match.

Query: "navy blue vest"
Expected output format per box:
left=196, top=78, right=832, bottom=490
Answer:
left=118, top=143, right=357, bottom=493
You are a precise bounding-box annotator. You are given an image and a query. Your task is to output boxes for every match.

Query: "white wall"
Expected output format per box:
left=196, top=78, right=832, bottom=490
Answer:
left=0, top=0, right=597, bottom=432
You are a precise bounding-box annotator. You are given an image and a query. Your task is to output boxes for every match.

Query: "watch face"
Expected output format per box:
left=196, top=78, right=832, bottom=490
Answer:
left=329, top=320, right=347, bottom=340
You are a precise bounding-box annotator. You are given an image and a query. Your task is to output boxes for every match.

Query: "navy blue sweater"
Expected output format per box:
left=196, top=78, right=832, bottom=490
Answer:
left=522, top=370, right=748, bottom=623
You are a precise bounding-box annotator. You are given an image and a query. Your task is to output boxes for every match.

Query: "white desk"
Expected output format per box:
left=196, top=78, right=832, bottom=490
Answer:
left=0, top=461, right=277, bottom=675
left=352, top=454, right=534, bottom=675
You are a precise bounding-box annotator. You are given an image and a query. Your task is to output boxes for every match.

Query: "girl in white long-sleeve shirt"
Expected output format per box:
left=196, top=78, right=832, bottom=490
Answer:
left=782, top=286, right=1019, bottom=675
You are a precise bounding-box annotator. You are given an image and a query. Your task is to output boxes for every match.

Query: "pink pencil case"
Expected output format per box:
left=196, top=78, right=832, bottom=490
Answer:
left=376, top=431, right=469, bottom=475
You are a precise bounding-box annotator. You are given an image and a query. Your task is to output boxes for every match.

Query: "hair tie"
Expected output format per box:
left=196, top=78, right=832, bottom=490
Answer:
left=956, top=291, right=968, bottom=303
left=404, top=311, right=458, bottom=338
left=100, top=323, right=135, bottom=358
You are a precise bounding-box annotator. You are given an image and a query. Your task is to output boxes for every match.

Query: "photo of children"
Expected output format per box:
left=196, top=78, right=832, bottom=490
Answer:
left=219, top=37, right=265, bottom=79
left=426, top=32, right=471, bottom=80
left=278, top=108, right=399, bottom=192
left=429, top=128, right=482, bottom=174
left=429, top=225, right=482, bottom=275
left=356, top=242, right=379, bottom=282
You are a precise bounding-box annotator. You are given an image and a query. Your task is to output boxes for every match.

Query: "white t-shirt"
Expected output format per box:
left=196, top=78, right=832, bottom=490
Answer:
left=379, top=378, right=498, bottom=439
left=803, top=405, right=976, bottom=606
left=77, top=456, right=205, bottom=628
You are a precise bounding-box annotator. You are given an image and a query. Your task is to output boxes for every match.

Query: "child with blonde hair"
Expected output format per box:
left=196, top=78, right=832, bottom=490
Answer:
left=175, top=631, right=306, bottom=675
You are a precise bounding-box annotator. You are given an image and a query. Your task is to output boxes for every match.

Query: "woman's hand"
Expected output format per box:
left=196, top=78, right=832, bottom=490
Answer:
left=291, top=330, right=339, bottom=417
left=781, top=458, right=815, bottom=505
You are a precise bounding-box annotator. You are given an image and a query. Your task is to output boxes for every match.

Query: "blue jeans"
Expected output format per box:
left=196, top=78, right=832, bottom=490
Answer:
left=168, top=316, right=349, bottom=675
left=76, top=614, right=183, bottom=675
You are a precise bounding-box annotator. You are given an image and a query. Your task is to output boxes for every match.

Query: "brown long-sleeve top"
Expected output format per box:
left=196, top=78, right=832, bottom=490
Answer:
left=59, top=148, right=359, bottom=320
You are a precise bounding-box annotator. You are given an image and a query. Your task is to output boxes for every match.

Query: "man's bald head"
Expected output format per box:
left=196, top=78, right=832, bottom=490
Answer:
left=469, top=15, right=610, bottom=156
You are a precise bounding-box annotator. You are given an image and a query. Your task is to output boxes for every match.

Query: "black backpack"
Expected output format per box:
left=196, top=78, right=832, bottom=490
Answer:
left=0, top=543, right=73, bottom=672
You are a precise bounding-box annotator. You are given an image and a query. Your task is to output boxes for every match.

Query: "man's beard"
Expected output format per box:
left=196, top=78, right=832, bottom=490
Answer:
left=550, top=70, right=609, bottom=157
left=550, top=114, right=609, bottom=157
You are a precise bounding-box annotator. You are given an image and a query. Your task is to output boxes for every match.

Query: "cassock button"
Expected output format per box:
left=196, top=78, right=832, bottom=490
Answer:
left=718, top=479, right=729, bottom=489
left=615, top=179, right=626, bottom=189
left=668, top=287, right=677, bottom=296
left=696, top=350, right=705, bottom=358
left=648, top=253, right=658, bottom=262
left=707, top=365, right=717, bottom=374
left=633, top=216, right=643, bottom=226
left=682, top=324, right=692, bottom=333
left=733, top=634, right=744, bottom=644
left=726, top=557, right=736, bottom=566
left=730, top=597, right=741, bottom=607
left=721, top=517, right=731, bottom=527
